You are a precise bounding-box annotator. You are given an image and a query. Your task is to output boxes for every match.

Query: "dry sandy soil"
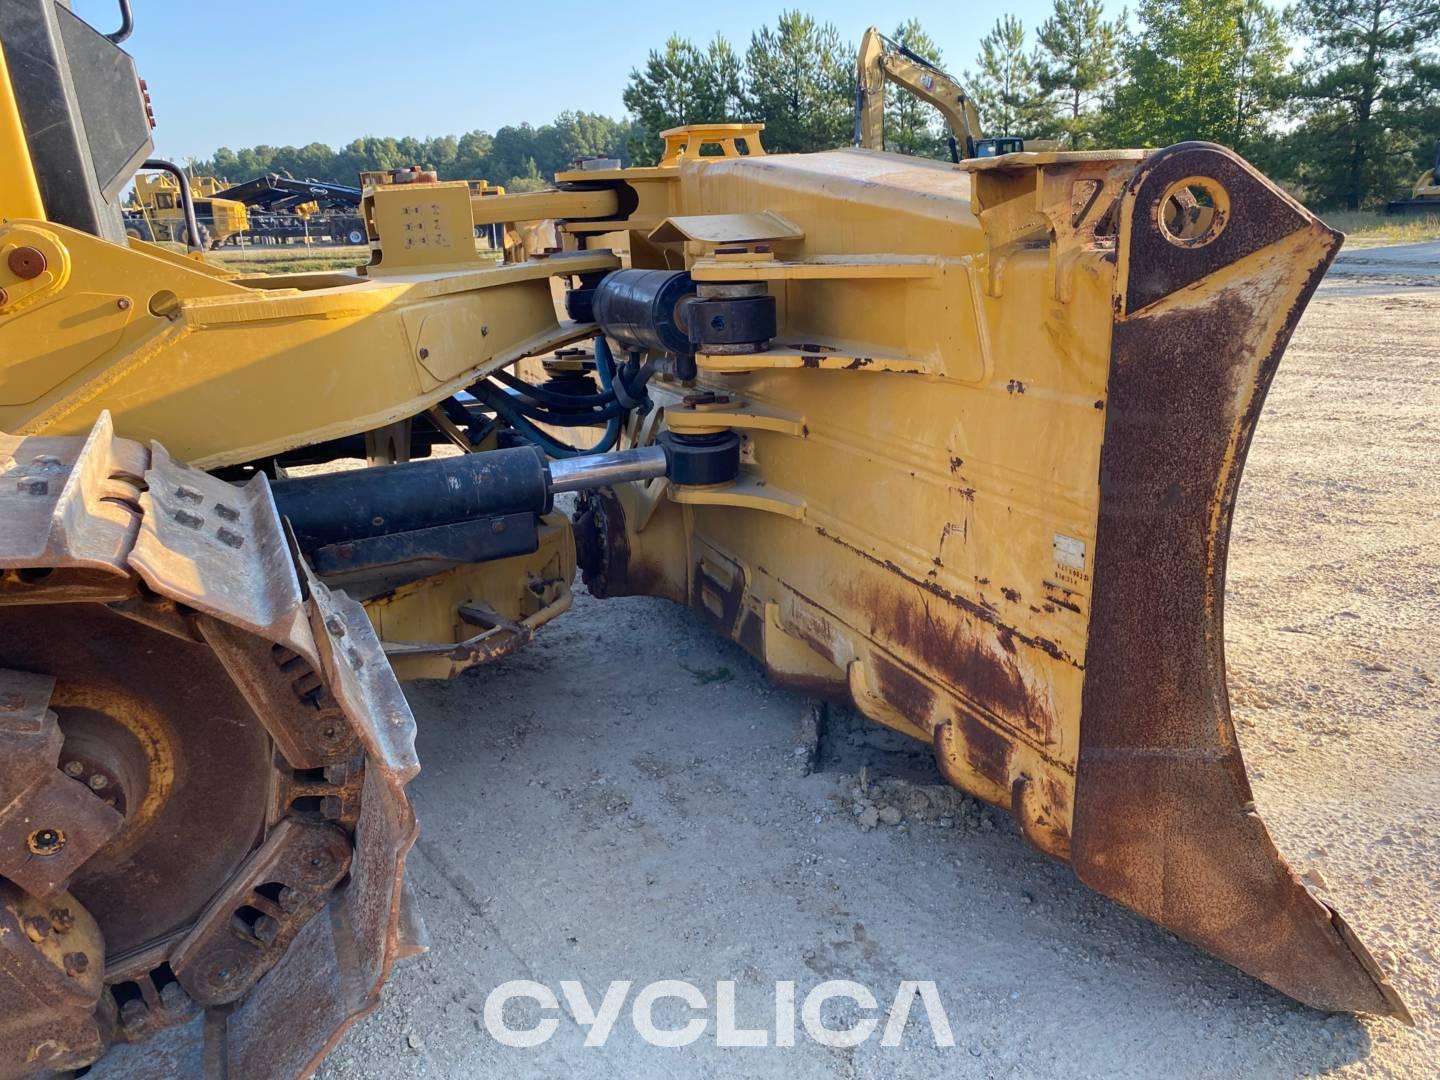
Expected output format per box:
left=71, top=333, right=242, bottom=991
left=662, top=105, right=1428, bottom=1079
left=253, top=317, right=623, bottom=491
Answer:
left=317, top=243, right=1439, bottom=1079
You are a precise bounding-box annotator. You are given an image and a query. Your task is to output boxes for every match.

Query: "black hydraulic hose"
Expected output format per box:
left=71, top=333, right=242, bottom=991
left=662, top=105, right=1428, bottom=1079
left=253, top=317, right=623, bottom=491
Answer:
left=897, top=41, right=945, bottom=75
left=141, top=160, right=202, bottom=251
left=611, top=358, right=656, bottom=404
left=106, top=0, right=135, bottom=43
left=483, top=357, right=656, bottom=422
left=520, top=400, right=629, bottom=424
left=438, top=395, right=488, bottom=443
left=475, top=382, right=628, bottom=425
left=472, top=383, right=621, bottom=458
left=469, top=340, right=659, bottom=458
left=610, top=355, right=655, bottom=412
left=489, top=368, right=615, bottom=409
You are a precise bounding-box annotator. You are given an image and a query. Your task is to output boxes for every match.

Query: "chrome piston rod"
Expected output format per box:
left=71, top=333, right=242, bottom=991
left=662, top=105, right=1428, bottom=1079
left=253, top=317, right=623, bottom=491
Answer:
left=546, top=444, right=669, bottom=494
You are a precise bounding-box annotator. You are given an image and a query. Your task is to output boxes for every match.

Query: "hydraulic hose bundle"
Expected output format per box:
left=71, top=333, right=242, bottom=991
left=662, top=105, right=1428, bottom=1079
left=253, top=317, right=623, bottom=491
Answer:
left=472, top=268, right=773, bottom=459
left=469, top=337, right=652, bottom=458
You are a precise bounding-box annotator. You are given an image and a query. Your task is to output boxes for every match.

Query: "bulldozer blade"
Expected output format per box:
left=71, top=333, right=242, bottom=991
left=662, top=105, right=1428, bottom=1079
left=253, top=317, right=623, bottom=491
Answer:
left=578, top=141, right=1410, bottom=1019
left=1071, top=143, right=1409, bottom=1021
left=1383, top=199, right=1440, bottom=217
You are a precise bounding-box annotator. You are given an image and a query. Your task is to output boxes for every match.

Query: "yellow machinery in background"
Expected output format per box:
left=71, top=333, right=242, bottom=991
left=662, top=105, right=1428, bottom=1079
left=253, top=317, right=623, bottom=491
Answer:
left=0, top=4, right=1412, bottom=1078
left=1386, top=140, right=1440, bottom=216
left=855, top=26, right=1060, bottom=161
left=856, top=24, right=990, bottom=162
left=124, top=170, right=248, bottom=247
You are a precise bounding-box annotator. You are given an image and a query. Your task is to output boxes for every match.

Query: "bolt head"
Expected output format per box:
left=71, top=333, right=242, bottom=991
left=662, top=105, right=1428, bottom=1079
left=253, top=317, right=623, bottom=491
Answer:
left=7, top=246, right=46, bottom=280
left=26, top=828, right=65, bottom=856
left=23, top=915, right=51, bottom=942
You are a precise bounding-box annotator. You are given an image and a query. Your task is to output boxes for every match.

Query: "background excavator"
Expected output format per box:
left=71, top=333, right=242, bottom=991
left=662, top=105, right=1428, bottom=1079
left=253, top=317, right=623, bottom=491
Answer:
left=855, top=25, right=1021, bottom=162
left=0, top=3, right=1412, bottom=1077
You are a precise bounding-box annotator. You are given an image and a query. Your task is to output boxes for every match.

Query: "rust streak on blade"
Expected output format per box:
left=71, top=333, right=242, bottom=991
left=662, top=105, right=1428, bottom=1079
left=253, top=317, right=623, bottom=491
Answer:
left=848, top=578, right=1057, bottom=744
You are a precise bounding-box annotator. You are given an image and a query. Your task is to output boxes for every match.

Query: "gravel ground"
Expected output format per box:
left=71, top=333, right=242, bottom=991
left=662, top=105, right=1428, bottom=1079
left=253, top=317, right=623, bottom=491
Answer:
left=317, top=252, right=1439, bottom=1080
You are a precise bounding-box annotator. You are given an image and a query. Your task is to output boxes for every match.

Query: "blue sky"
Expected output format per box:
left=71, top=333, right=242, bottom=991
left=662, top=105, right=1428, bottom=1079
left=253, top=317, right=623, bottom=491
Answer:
left=76, top=0, right=1084, bottom=163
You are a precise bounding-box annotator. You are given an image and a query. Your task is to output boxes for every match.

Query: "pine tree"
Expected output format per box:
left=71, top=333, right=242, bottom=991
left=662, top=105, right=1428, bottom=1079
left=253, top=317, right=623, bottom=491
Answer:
left=1103, top=0, right=1287, bottom=152
left=744, top=11, right=855, bottom=153
left=624, top=35, right=745, bottom=165
left=1036, top=0, right=1124, bottom=147
left=1288, top=0, right=1440, bottom=208
left=968, top=17, right=1055, bottom=138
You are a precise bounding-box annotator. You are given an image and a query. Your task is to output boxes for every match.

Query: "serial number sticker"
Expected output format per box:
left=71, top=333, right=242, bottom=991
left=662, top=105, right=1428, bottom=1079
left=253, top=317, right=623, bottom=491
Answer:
left=1053, top=533, right=1086, bottom=571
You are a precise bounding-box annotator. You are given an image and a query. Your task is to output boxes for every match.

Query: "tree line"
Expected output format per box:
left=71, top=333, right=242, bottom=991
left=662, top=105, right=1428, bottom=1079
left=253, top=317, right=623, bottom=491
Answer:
left=189, top=2, right=1439, bottom=212
left=193, top=112, right=638, bottom=197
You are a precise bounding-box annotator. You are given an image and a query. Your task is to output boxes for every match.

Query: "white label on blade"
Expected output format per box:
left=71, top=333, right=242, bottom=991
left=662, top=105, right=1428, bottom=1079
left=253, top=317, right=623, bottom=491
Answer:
left=1053, top=533, right=1086, bottom=570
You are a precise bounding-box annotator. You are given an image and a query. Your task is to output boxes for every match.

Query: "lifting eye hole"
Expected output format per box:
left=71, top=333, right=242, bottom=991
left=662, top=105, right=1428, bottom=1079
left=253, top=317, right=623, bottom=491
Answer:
left=1158, top=177, right=1230, bottom=248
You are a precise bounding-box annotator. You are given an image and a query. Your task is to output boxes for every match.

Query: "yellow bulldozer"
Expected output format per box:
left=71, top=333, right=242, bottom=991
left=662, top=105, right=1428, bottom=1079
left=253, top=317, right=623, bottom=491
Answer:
left=123, top=170, right=248, bottom=249
left=0, top=3, right=1410, bottom=1077
left=1385, top=140, right=1440, bottom=216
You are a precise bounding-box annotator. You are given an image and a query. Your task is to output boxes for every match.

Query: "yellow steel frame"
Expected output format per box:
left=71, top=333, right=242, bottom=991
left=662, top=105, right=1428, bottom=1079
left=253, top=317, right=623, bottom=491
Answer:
left=578, top=147, right=1108, bottom=843
left=0, top=218, right=615, bottom=467
left=0, top=42, right=44, bottom=223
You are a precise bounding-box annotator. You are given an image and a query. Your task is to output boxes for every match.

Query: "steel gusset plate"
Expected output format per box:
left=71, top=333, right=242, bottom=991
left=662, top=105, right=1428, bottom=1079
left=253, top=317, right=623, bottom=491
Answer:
left=1071, top=142, right=1411, bottom=1021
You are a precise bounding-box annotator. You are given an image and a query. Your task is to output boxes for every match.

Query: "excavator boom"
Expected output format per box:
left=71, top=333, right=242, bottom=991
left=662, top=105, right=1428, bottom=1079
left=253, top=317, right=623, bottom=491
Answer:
left=856, top=25, right=985, bottom=161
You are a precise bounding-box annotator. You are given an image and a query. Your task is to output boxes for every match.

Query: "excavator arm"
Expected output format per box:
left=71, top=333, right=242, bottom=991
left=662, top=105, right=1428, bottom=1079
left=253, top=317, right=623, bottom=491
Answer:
left=855, top=25, right=985, bottom=162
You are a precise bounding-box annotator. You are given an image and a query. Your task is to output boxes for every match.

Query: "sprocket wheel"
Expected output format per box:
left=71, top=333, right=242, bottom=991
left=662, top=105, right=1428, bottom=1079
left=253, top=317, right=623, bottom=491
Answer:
left=0, top=413, right=421, bottom=1079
